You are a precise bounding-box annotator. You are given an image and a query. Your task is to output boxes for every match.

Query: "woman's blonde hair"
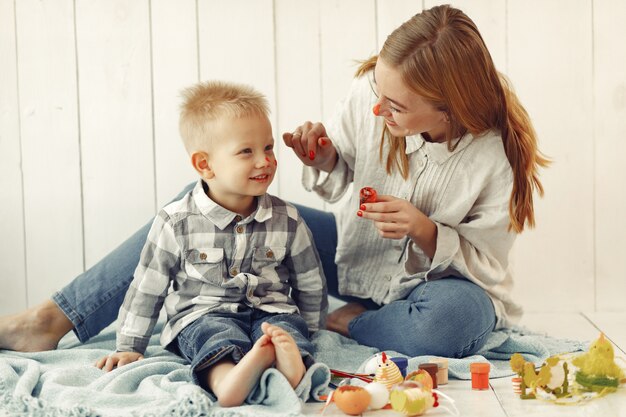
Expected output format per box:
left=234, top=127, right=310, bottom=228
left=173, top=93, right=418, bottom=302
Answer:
left=179, top=80, right=269, bottom=154
left=356, top=5, right=549, bottom=233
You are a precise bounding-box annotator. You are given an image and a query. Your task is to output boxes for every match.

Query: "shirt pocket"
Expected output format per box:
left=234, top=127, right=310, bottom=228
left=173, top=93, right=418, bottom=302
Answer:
left=184, top=247, right=224, bottom=285
left=251, top=246, right=286, bottom=275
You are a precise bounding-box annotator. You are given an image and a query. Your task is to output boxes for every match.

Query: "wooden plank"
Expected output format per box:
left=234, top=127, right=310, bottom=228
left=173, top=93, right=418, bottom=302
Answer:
left=376, top=0, right=422, bottom=51
left=493, top=313, right=626, bottom=417
left=0, top=0, right=27, bottom=314
left=319, top=0, right=376, bottom=124
left=75, top=0, right=155, bottom=268
left=274, top=0, right=325, bottom=209
left=319, top=0, right=376, bottom=212
left=197, top=0, right=277, bottom=195
left=15, top=0, right=84, bottom=304
left=151, top=0, right=198, bottom=208
left=593, top=0, right=626, bottom=311
left=507, top=0, right=594, bottom=313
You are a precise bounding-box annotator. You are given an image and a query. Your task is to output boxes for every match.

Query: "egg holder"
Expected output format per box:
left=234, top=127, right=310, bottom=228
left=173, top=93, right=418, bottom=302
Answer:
left=324, top=352, right=459, bottom=416
left=509, top=333, right=626, bottom=405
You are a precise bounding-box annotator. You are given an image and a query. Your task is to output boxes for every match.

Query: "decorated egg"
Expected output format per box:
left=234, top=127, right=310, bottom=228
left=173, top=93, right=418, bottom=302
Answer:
left=405, top=369, right=434, bottom=391
left=359, top=187, right=378, bottom=204
left=363, top=353, right=380, bottom=375
left=364, top=382, right=390, bottom=409
left=332, top=385, right=371, bottom=416
left=374, top=352, right=404, bottom=390
left=390, top=385, right=435, bottom=416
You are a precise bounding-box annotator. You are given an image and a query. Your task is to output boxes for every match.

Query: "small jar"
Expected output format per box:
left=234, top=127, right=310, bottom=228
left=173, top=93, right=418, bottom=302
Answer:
left=418, top=363, right=439, bottom=389
left=470, top=362, right=490, bottom=390
left=430, top=357, right=449, bottom=385
left=391, top=357, right=408, bottom=377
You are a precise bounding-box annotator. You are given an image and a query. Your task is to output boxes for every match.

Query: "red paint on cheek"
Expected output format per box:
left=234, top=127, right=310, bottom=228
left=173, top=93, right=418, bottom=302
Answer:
left=373, top=103, right=381, bottom=116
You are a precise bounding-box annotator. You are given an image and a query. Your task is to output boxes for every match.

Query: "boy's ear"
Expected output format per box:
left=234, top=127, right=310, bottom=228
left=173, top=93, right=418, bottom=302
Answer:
left=191, top=151, right=214, bottom=179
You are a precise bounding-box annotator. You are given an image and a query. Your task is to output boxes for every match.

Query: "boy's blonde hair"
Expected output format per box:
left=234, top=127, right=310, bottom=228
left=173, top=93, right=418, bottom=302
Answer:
left=179, top=80, right=270, bottom=154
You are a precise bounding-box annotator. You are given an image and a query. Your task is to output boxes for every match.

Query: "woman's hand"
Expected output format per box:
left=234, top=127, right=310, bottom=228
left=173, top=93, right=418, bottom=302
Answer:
left=282, top=121, right=337, bottom=172
left=358, top=194, right=438, bottom=259
left=95, top=351, right=144, bottom=372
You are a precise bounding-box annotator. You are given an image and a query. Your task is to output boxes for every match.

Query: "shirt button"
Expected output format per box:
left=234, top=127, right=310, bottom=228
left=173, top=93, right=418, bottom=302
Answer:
left=230, top=267, right=238, bottom=276
left=236, top=225, right=244, bottom=233
left=234, top=215, right=242, bottom=222
left=199, top=252, right=207, bottom=260
left=266, top=250, right=274, bottom=258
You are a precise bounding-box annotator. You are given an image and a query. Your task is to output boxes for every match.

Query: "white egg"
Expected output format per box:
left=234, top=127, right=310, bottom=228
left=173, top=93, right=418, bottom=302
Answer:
left=363, top=354, right=379, bottom=375
left=364, top=382, right=390, bottom=410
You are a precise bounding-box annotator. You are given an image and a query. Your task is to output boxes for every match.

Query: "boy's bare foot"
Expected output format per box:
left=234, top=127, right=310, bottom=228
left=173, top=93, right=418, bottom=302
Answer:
left=0, top=300, right=73, bottom=352
left=325, top=302, right=367, bottom=337
left=209, top=334, right=276, bottom=407
left=261, top=322, right=306, bottom=388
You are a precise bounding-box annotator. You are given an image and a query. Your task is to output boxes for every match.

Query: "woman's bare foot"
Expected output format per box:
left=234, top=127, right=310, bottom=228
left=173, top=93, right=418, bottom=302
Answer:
left=0, top=300, right=73, bottom=352
left=261, top=322, right=306, bottom=388
left=325, top=302, right=367, bottom=337
left=208, top=334, right=276, bottom=407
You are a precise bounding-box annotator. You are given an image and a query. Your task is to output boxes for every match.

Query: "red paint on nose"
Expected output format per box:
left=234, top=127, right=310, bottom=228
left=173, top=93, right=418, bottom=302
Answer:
left=373, top=103, right=381, bottom=116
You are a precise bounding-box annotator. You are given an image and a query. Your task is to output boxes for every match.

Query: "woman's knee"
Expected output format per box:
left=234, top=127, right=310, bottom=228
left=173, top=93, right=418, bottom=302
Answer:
left=390, top=281, right=495, bottom=357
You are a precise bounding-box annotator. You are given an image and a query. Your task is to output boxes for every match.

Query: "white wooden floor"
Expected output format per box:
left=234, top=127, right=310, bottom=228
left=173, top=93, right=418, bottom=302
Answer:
left=302, top=312, right=626, bottom=417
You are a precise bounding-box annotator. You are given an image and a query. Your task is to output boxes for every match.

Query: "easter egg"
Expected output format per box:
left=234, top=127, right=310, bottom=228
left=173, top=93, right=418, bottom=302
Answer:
left=332, top=386, right=371, bottom=415
left=405, top=369, right=434, bottom=391
left=359, top=187, right=377, bottom=204
left=364, top=382, right=390, bottom=409
left=363, top=354, right=379, bottom=375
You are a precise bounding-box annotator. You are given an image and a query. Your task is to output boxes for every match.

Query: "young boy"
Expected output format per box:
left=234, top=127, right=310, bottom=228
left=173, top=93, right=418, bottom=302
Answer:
left=96, top=81, right=328, bottom=407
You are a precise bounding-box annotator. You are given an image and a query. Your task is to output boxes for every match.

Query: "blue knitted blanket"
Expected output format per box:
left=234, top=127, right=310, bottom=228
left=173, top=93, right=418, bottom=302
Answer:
left=0, top=320, right=586, bottom=417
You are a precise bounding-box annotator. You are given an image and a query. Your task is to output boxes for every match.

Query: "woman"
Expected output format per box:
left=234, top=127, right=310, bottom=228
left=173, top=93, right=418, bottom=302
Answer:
left=0, top=5, right=547, bottom=358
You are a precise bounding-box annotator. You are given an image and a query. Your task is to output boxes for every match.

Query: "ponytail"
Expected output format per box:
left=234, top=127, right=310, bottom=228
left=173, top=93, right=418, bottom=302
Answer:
left=499, top=75, right=550, bottom=232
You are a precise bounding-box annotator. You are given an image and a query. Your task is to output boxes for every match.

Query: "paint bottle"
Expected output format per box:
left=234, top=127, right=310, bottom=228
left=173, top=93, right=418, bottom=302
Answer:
left=430, top=357, right=449, bottom=385
left=418, top=363, right=439, bottom=389
left=391, top=357, right=408, bottom=378
left=470, top=362, right=490, bottom=390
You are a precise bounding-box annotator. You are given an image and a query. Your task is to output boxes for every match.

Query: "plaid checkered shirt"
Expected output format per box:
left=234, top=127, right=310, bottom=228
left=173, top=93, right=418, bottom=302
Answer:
left=116, top=180, right=328, bottom=354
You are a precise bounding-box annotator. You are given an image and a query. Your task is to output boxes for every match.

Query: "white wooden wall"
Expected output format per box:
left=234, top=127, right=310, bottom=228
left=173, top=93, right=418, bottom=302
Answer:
left=1, top=0, right=625, bottom=315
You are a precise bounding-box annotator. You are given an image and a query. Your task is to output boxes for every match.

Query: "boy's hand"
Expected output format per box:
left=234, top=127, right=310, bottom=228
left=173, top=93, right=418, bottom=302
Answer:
left=95, top=351, right=144, bottom=372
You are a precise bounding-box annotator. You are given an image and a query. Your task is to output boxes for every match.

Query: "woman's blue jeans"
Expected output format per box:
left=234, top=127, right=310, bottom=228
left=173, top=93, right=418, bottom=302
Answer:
left=53, top=184, right=495, bottom=358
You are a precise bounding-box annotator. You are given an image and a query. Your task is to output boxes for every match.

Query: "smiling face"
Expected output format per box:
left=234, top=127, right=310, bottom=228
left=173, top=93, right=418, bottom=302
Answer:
left=373, top=58, right=449, bottom=142
left=200, top=113, right=276, bottom=215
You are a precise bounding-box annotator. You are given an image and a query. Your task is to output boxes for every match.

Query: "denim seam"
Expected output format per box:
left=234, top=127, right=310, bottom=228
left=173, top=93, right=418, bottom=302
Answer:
left=414, top=281, right=429, bottom=303
left=52, top=291, right=89, bottom=343
left=194, top=345, right=244, bottom=373
left=456, top=316, right=496, bottom=358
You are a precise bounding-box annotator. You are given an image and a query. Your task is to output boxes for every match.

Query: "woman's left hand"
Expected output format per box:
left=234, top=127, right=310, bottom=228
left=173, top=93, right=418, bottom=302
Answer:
left=358, top=194, right=437, bottom=258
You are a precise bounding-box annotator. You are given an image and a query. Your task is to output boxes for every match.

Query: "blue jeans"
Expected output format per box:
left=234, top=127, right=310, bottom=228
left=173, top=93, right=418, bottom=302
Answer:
left=171, top=310, right=313, bottom=386
left=293, top=205, right=496, bottom=358
left=54, top=184, right=495, bottom=358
